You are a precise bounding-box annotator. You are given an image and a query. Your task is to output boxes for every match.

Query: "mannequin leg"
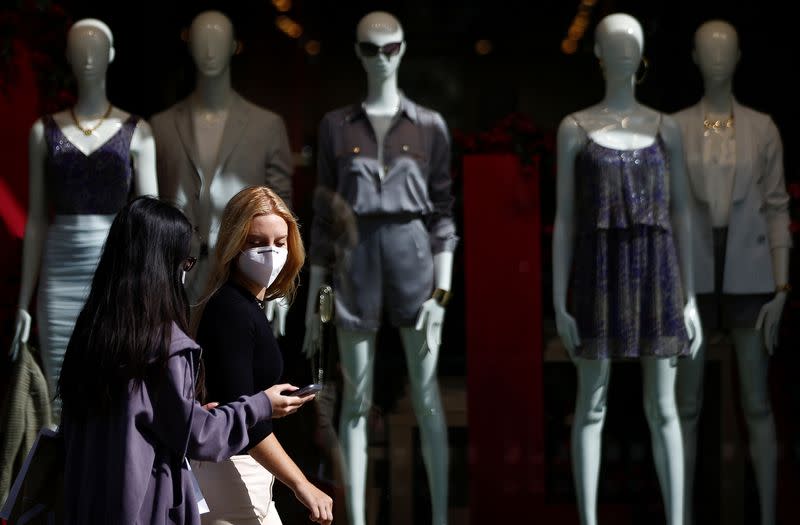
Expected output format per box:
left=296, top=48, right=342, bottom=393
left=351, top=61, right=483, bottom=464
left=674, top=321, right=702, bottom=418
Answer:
left=572, top=358, right=611, bottom=525
left=730, top=329, right=776, bottom=525
left=641, top=357, right=683, bottom=525
left=337, top=328, right=377, bottom=525
left=399, top=327, right=449, bottom=525
left=675, top=340, right=707, bottom=525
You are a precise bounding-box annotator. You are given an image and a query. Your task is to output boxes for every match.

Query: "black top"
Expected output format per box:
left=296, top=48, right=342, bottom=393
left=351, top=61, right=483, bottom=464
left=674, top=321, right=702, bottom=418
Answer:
left=197, top=280, right=283, bottom=453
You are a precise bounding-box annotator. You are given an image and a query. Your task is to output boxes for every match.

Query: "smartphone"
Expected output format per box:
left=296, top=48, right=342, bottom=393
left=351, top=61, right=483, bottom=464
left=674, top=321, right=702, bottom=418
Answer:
left=282, top=383, right=323, bottom=397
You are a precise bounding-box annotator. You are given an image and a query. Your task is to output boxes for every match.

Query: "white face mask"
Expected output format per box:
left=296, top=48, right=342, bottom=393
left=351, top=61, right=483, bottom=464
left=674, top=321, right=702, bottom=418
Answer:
left=238, top=246, right=288, bottom=289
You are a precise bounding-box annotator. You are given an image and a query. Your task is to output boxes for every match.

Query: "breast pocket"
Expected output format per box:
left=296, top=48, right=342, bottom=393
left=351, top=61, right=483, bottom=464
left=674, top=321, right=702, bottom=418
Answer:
left=387, top=140, right=429, bottom=175
left=334, top=152, right=381, bottom=213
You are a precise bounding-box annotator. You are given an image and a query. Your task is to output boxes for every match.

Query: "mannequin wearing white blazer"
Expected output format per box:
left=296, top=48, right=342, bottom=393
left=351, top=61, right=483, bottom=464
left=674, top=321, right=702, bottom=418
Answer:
left=672, top=20, right=790, bottom=525
left=150, top=11, right=293, bottom=335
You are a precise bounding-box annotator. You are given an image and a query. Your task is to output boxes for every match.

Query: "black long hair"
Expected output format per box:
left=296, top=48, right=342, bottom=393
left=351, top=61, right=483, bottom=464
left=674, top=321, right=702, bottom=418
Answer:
left=57, top=196, right=194, bottom=418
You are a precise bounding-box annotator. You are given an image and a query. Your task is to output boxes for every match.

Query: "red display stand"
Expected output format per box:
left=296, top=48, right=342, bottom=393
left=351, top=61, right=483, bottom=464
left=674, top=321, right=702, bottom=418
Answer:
left=1, top=41, right=38, bottom=353
left=462, top=154, right=544, bottom=521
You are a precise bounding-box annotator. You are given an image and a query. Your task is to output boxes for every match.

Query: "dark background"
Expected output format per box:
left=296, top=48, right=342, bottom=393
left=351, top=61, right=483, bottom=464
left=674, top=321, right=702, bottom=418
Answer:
left=2, top=0, right=799, bottom=524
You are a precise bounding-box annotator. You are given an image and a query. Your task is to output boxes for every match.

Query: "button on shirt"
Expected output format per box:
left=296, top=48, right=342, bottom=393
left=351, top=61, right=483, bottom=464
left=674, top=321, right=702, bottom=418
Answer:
left=309, top=95, right=459, bottom=268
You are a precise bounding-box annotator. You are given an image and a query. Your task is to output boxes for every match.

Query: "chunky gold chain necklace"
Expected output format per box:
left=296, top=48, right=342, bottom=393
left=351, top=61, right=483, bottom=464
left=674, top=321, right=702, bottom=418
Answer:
left=703, top=114, right=734, bottom=132
left=70, top=104, right=113, bottom=136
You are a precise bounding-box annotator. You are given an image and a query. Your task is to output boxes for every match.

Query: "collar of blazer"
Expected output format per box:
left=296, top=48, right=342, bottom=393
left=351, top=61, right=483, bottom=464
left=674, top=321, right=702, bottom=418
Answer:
left=173, top=91, right=251, bottom=181
left=684, top=97, right=753, bottom=205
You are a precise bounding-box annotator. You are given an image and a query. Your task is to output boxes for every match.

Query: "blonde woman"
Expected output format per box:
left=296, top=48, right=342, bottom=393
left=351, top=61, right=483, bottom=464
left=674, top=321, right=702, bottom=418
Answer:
left=192, top=186, right=333, bottom=525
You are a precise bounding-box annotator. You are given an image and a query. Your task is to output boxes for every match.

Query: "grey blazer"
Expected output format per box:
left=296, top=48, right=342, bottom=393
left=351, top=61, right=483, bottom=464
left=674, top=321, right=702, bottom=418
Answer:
left=150, top=93, right=292, bottom=298
left=673, top=100, right=790, bottom=294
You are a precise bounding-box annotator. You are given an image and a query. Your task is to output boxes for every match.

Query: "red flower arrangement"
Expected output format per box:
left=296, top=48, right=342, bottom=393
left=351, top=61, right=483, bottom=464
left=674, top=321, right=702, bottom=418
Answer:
left=452, top=111, right=556, bottom=176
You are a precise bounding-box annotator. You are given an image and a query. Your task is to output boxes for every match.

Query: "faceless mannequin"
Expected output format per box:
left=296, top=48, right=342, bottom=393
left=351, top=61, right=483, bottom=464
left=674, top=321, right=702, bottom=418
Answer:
left=673, top=20, right=789, bottom=525
left=10, top=19, right=158, bottom=421
left=552, top=13, right=701, bottom=525
left=151, top=10, right=293, bottom=334
left=303, top=11, right=456, bottom=525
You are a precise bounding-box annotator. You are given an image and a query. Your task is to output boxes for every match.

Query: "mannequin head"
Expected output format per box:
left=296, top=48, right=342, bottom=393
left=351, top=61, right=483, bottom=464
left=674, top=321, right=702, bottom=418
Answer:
left=67, top=19, right=115, bottom=81
left=693, top=20, right=739, bottom=85
left=188, top=10, right=237, bottom=77
left=354, top=11, right=405, bottom=81
left=594, top=13, right=644, bottom=79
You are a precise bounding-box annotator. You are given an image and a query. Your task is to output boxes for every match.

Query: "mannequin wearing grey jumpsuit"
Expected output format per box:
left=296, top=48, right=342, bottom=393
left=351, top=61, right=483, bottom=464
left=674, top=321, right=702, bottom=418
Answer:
left=309, top=93, right=458, bottom=331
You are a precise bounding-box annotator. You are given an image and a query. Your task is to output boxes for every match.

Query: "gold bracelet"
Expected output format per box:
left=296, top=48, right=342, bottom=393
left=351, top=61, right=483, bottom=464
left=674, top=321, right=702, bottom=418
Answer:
left=431, top=288, right=453, bottom=307
left=776, top=283, right=792, bottom=293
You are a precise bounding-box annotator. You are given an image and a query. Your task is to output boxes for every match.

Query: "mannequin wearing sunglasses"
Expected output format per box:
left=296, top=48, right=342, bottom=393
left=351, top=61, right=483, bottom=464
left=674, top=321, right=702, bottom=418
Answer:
left=552, top=13, right=701, bottom=525
left=303, top=10, right=457, bottom=525
left=672, top=20, right=789, bottom=525
left=10, top=18, right=158, bottom=423
left=150, top=10, right=293, bottom=335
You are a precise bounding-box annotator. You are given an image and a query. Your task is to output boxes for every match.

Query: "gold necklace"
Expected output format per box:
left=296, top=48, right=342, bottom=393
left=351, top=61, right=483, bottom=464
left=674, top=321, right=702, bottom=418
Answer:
left=703, top=114, right=734, bottom=132
left=70, top=104, right=113, bottom=136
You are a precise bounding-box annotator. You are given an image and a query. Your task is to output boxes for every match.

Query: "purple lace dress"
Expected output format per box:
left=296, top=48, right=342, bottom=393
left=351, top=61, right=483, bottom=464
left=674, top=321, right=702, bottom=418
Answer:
left=572, top=122, right=689, bottom=359
left=37, top=114, right=139, bottom=421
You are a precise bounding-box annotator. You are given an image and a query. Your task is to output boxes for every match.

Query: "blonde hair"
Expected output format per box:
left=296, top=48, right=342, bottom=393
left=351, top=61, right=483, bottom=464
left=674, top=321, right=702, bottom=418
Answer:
left=191, top=186, right=305, bottom=334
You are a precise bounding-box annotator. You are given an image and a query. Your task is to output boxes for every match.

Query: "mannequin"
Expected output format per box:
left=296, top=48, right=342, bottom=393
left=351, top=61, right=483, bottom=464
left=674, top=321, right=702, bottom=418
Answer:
left=9, top=19, right=158, bottom=422
left=552, top=13, right=702, bottom=525
left=672, top=20, right=789, bottom=525
left=150, top=10, right=293, bottom=334
left=303, top=11, right=457, bottom=525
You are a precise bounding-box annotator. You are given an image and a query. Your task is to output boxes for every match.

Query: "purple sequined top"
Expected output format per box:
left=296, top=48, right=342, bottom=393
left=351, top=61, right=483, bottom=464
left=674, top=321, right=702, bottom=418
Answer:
left=575, top=137, right=672, bottom=233
left=43, top=114, right=139, bottom=215
left=571, top=126, right=689, bottom=359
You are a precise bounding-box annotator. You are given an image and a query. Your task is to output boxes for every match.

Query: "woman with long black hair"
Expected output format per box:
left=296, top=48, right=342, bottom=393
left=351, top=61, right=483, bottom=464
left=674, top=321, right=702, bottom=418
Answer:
left=57, top=196, right=307, bottom=525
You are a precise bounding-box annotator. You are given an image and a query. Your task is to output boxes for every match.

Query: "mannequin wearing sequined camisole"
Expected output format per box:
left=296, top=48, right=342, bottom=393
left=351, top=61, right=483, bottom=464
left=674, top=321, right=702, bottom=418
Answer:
left=552, top=13, right=702, bottom=525
left=10, top=19, right=158, bottom=423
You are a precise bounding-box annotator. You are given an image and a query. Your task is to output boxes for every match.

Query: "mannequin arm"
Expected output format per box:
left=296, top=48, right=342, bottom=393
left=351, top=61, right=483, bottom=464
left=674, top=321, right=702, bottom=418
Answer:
left=552, top=117, right=581, bottom=358
left=11, top=120, right=47, bottom=358
left=753, top=118, right=791, bottom=352
left=266, top=296, right=290, bottom=337
left=661, top=116, right=702, bottom=357
left=265, top=116, right=294, bottom=207
left=414, top=251, right=453, bottom=354
left=130, top=120, right=159, bottom=197
left=755, top=246, right=790, bottom=353
left=302, top=264, right=330, bottom=358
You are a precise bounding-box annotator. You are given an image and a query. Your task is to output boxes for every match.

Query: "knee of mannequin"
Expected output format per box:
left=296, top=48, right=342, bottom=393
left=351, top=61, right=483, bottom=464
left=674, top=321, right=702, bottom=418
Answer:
left=643, top=395, right=678, bottom=427
left=741, top=393, right=773, bottom=423
left=675, top=391, right=703, bottom=421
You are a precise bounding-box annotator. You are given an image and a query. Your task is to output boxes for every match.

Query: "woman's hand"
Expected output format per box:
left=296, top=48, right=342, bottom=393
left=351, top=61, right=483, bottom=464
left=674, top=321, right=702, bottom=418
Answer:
left=264, top=384, right=315, bottom=418
left=293, top=480, right=333, bottom=525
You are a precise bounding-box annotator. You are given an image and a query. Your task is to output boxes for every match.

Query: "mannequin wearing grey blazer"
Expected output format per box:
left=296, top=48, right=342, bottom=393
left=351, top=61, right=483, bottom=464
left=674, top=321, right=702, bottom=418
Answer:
left=672, top=100, right=790, bottom=294
left=150, top=92, right=292, bottom=300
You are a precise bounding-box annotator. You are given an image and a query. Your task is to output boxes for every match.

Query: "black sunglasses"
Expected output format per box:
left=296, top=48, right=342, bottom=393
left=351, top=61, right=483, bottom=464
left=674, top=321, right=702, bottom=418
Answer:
left=182, top=256, right=197, bottom=272
left=358, top=41, right=402, bottom=58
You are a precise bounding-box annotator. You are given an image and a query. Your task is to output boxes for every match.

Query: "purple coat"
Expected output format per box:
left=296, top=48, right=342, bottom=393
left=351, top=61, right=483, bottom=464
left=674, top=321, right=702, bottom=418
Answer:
left=61, top=323, right=272, bottom=524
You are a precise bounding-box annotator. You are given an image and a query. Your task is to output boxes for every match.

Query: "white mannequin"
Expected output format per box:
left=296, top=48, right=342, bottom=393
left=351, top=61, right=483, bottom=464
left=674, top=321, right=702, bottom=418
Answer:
left=10, top=20, right=158, bottom=414
left=155, top=10, right=290, bottom=335
left=303, top=11, right=452, bottom=525
left=552, top=13, right=702, bottom=525
left=674, top=20, right=786, bottom=525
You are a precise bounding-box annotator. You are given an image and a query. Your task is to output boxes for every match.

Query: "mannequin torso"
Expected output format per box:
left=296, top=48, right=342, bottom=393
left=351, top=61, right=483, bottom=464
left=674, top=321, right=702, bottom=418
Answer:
left=673, top=20, right=788, bottom=525
left=303, top=11, right=456, bottom=525
left=552, top=13, right=699, bottom=525
left=151, top=12, right=293, bottom=326
left=12, top=19, right=157, bottom=423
